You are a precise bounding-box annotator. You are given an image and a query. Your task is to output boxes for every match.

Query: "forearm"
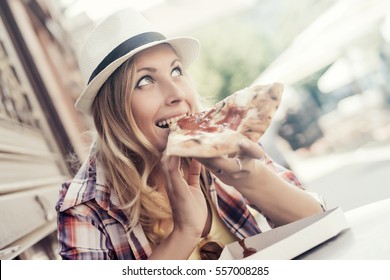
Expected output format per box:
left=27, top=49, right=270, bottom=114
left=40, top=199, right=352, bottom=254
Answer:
left=148, top=229, right=200, bottom=260
left=238, top=162, right=324, bottom=227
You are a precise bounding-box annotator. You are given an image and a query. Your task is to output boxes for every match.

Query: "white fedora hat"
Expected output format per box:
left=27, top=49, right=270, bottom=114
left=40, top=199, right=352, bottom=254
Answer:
left=75, top=8, right=200, bottom=115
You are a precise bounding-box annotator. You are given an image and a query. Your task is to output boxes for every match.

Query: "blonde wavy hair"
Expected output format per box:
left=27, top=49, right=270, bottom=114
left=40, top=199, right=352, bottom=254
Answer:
left=91, top=50, right=208, bottom=245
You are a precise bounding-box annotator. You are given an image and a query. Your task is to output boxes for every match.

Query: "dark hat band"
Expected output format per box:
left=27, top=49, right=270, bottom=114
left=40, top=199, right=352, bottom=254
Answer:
left=88, top=32, right=166, bottom=84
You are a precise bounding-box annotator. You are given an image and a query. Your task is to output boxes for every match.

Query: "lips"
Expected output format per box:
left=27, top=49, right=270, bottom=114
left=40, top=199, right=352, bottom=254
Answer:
left=156, top=113, right=188, bottom=129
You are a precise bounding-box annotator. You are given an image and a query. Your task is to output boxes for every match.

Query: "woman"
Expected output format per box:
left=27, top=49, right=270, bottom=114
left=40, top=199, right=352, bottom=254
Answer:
left=56, top=8, right=324, bottom=260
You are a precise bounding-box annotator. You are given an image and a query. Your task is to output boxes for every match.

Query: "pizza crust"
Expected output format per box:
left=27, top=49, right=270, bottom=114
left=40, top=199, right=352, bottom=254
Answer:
left=238, top=84, right=283, bottom=141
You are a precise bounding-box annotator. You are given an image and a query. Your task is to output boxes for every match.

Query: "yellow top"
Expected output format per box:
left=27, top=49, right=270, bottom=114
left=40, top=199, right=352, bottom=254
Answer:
left=188, top=202, right=238, bottom=260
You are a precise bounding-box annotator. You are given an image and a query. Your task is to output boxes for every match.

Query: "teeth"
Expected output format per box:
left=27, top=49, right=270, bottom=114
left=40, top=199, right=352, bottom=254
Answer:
left=157, top=113, right=188, bottom=128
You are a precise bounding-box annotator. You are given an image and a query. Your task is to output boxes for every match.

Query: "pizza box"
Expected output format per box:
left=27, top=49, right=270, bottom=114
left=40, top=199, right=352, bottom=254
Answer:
left=219, top=207, right=349, bottom=260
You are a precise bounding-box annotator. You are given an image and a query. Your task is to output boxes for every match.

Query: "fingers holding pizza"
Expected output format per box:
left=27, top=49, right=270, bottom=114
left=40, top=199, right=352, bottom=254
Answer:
left=194, top=139, right=265, bottom=187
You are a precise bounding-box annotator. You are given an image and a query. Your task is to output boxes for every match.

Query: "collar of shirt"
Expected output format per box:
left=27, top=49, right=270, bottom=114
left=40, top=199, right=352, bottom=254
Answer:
left=58, top=156, right=107, bottom=211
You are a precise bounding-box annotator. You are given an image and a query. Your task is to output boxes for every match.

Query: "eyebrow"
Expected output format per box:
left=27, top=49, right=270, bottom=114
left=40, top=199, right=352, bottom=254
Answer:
left=136, top=58, right=180, bottom=73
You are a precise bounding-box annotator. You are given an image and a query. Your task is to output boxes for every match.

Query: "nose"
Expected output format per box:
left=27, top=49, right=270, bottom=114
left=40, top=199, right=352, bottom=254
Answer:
left=163, top=80, right=185, bottom=105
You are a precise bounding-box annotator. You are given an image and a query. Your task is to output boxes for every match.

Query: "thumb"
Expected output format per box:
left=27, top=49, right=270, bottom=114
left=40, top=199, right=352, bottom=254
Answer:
left=187, top=159, right=201, bottom=188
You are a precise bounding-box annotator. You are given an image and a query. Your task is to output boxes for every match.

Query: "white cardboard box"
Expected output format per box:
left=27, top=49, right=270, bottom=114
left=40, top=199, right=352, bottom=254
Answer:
left=219, top=207, right=349, bottom=260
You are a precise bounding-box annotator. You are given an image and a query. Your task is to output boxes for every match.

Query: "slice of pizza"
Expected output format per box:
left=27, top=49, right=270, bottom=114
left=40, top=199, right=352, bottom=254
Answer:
left=165, top=83, right=284, bottom=158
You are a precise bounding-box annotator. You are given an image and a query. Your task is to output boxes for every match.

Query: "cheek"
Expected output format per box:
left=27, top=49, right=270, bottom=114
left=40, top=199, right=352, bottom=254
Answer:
left=180, top=80, right=198, bottom=108
left=130, top=96, right=140, bottom=123
left=131, top=95, right=149, bottom=129
left=131, top=94, right=160, bottom=130
left=186, top=88, right=199, bottom=111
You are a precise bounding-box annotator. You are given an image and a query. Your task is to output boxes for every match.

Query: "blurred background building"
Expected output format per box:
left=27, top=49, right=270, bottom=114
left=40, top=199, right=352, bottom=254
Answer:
left=0, top=0, right=389, bottom=259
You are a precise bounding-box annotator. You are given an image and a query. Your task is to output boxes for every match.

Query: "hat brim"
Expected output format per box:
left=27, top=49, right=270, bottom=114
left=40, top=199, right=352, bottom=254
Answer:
left=75, top=36, right=200, bottom=115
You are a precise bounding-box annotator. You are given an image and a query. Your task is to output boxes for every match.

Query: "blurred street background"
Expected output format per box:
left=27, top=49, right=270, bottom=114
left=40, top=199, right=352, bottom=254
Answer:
left=1, top=0, right=389, bottom=259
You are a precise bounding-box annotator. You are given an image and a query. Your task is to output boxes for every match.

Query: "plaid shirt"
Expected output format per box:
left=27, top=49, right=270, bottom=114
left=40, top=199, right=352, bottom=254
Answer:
left=56, top=152, right=310, bottom=260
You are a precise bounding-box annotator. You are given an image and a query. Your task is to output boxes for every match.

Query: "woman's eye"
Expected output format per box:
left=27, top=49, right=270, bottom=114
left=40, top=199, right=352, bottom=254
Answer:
left=136, top=76, right=154, bottom=88
left=171, top=67, right=183, bottom=77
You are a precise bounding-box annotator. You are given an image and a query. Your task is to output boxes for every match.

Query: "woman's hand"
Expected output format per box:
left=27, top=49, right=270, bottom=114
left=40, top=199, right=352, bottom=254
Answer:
left=194, top=139, right=265, bottom=190
left=150, top=154, right=208, bottom=259
left=161, top=154, right=208, bottom=239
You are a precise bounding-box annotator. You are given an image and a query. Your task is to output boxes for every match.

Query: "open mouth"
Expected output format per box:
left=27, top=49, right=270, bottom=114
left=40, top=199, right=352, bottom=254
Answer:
left=156, top=113, right=188, bottom=129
